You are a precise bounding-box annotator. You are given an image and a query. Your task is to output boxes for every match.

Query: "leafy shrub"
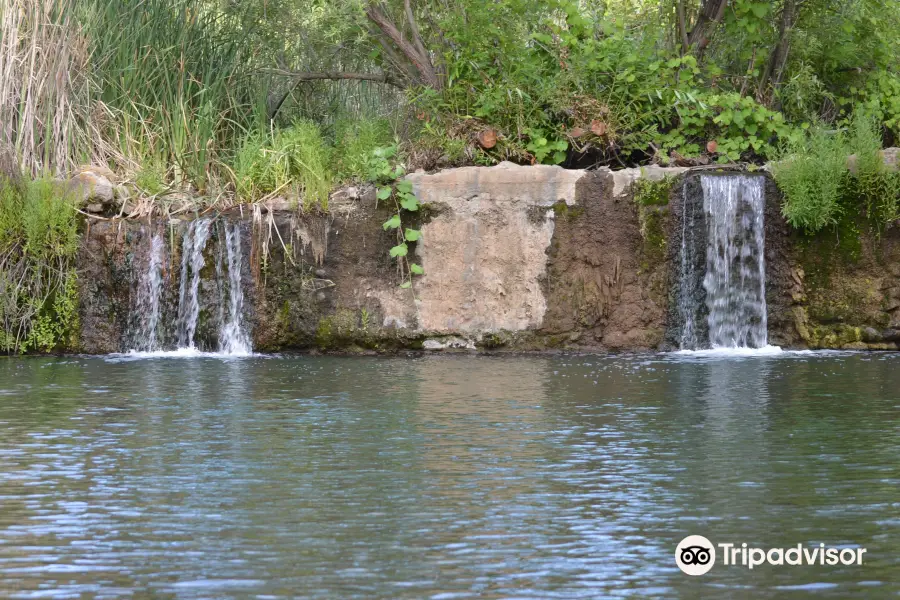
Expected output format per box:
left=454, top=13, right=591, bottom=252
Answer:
left=772, top=126, right=847, bottom=231
left=773, top=115, right=900, bottom=232
left=333, top=118, right=395, bottom=182
left=0, top=177, right=80, bottom=353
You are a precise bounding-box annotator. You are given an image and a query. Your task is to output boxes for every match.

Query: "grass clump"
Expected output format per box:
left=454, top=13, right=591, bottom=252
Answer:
left=0, top=177, right=80, bottom=353
left=333, top=119, right=395, bottom=182
left=773, top=115, right=900, bottom=232
left=772, top=127, right=849, bottom=232
left=234, top=121, right=334, bottom=210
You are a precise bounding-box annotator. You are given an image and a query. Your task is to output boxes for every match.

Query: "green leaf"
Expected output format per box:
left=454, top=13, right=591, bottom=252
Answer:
left=382, top=214, right=401, bottom=230
left=404, top=228, right=421, bottom=242
left=390, top=243, right=408, bottom=258
left=750, top=2, right=768, bottom=18
left=396, top=180, right=413, bottom=194
left=377, top=186, right=392, bottom=200
left=400, top=195, right=419, bottom=211
left=399, top=281, right=412, bottom=289
left=410, top=263, right=424, bottom=275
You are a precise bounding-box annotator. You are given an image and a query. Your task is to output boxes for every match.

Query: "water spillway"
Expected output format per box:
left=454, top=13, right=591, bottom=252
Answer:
left=219, top=221, right=252, bottom=355
left=130, top=233, right=165, bottom=352
left=176, top=218, right=212, bottom=350
left=675, top=174, right=768, bottom=350
left=127, top=218, right=252, bottom=355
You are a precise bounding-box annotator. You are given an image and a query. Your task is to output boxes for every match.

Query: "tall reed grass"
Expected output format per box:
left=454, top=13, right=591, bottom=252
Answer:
left=0, top=0, right=401, bottom=206
left=0, top=0, right=90, bottom=176
left=0, top=0, right=255, bottom=183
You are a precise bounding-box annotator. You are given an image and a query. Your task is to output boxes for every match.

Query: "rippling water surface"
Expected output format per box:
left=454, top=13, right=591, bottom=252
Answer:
left=1, top=353, right=898, bottom=598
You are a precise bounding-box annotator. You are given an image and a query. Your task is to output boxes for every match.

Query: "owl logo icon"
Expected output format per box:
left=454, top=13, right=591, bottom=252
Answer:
left=676, top=535, right=716, bottom=575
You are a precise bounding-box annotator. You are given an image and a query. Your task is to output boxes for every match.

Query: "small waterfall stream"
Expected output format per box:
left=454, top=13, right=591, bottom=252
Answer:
left=702, top=176, right=767, bottom=348
left=219, top=222, right=252, bottom=355
left=128, top=218, right=251, bottom=355
left=675, top=174, right=768, bottom=350
left=176, top=219, right=212, bottom=349
left=131, top=233, right=165, bottom=352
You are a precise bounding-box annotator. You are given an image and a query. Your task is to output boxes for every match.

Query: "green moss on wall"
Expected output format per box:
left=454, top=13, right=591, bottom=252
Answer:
left=632, top=176, right=673, bottom=271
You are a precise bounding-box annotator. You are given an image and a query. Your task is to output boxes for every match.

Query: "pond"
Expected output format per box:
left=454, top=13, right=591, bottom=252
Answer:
left=1, top=352, right=898, bottom=598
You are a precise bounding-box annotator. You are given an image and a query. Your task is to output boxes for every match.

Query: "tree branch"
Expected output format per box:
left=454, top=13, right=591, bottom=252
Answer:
left=260, top=69, right=404, bottom=87
left=366, top=4, right=441, bottom=90
left=404, top=0, right=429, bottom=65
left=261, top=69, right=405, bottom=120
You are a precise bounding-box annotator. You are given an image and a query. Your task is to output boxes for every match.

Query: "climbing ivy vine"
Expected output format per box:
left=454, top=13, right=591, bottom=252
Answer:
left=370, top=146, right=424, bottom=289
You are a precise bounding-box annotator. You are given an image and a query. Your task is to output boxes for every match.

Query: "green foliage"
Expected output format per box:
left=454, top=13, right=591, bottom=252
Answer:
left=234, top=121, right=334, bottom=209
left=773, top=115, right=900, bottom=232
left=845, top=115, right=900, bottom=225
left=81, top=0, right=255, bottom=186
left=333, top=119, right=396, bottom=182
left=633, top=176, right=673, bottom=207
left=135, top=164, right=166, bottom=196
left=772, top=126, right=848, bottom=231
left=378, top=167, right=424, bottom=288
left=0, top=178, right=80, bottom=354
left=525, top=130, right=568, bottom=165
left=661, top=91, right=805, bottom=162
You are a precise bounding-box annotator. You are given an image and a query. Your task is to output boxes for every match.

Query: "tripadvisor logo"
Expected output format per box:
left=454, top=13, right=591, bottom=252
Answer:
left=676, top=535, right=715, bottom=576
left=675, top=536, right=867, bottom=575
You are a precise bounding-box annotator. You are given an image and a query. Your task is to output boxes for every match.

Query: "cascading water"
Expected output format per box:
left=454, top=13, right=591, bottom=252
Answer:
left=219, top=222, right=251, bottom=355
left=126, top=217, right=252, bottom=355
left=176, top=219, right=212, bottom=349
left=702, top=175, right=767, bottom=348
left=131, top=233, right=165, bottom=351
left=675, top=174, right=768, bottom=350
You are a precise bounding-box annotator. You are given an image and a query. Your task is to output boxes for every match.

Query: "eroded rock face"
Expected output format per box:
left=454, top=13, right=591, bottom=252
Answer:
left=409, top=163, right=583, bottom=333
left=72, top=164, right=686, bottom=353
left=73, top=164, right=900, bottom=354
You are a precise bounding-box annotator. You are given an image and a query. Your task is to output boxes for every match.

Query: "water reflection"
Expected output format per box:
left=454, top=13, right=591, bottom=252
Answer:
left=0, top=354, right=898, bottom=598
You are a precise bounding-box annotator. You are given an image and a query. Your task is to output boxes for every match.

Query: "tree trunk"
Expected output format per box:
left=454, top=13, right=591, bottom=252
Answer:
left=687, top=0, right=729, bottom=53
left=677, top=0, right=690, bottom=54
left=758, top=0, right=799, bottom=103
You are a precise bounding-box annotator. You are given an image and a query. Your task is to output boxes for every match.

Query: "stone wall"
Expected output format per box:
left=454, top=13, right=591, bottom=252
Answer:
left=73, top=162, right=900, bottom=353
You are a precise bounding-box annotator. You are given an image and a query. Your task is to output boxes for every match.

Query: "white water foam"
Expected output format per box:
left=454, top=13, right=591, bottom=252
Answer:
left=675, top=345, right=786, bottom=357
left=110, top=348, right=253, bottom=361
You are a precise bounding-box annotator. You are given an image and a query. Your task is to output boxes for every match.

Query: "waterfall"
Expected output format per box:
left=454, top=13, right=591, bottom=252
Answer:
left=132, top=233, right=165, bottom=351
left=675, top=174, right=768, bottom=350
left=176, top=219, right=212, bottom=349
left=125, top=217, right=252, bottom=355
left=219, top=222, right=251, bottom=355
left=702, top=176, right=767, bottom=348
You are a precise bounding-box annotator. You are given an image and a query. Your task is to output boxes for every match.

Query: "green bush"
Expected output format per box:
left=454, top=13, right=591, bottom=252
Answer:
left=0, top=177, right=80, bottom=353
left=773, top=115, right=900, bottom=232
left=772, top=126, right=848, bottom=231
left=333, top=119, right=395, bottom=182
